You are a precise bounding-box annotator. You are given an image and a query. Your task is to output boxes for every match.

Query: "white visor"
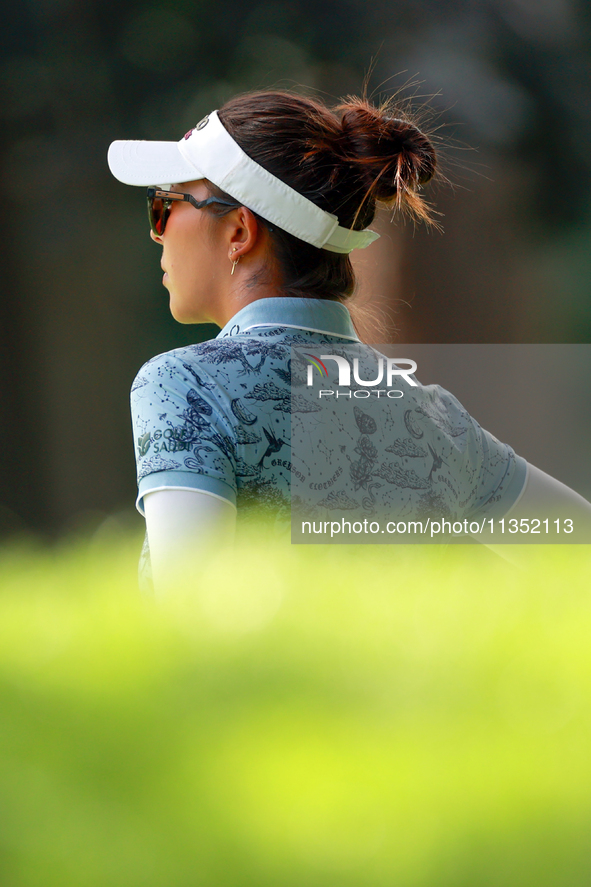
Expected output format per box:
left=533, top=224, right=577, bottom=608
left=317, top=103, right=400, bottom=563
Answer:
left=107, top=110, right=380, bottom=254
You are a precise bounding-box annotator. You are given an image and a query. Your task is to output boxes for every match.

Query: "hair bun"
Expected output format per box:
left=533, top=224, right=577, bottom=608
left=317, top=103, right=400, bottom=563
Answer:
left=337, top=101, right=437, bottom=222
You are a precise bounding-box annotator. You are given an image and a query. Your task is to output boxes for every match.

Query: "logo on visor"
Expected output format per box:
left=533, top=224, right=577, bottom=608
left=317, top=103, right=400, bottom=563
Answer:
left=185, top=115, right=210, bottom=139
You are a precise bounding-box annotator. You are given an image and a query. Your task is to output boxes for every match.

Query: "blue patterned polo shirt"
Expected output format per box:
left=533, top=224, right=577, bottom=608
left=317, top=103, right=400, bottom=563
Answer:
left=130, top=298, right=527, bottom=529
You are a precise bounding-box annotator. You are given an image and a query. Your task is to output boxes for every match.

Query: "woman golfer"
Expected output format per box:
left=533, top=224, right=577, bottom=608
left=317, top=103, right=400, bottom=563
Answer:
left=108, top=90, right=591, bottom=591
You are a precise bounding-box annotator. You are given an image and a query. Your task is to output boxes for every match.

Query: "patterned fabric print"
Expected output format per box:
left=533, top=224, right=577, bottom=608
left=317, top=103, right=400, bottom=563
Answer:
left=289, top=344, right=527, bottom=527
left=131, top=325, right=355, bottom=526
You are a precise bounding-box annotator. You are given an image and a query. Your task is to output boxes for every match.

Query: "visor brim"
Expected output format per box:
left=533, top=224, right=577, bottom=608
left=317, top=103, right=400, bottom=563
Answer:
left=107, top=140, right=204, bottom=187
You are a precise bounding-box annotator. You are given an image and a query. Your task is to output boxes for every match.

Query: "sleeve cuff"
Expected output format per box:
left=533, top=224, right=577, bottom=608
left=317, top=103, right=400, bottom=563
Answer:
left=136, top=470, right=237, bottom=516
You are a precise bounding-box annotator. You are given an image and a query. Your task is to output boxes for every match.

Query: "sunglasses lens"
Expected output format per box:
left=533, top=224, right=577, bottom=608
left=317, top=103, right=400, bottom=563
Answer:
left=149, top=196, right=171, bottom=235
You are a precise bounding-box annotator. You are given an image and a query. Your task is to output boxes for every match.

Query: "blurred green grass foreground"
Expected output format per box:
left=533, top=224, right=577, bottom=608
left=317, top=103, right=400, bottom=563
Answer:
left=0, top=530, right=590, bottom=887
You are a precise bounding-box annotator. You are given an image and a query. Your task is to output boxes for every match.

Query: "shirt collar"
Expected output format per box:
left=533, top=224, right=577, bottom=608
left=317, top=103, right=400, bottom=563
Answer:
left=216, top=297, right=360, bottom=341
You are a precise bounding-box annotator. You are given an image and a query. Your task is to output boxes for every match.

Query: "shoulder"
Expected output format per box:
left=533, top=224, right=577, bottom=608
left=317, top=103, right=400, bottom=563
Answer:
left=130, top=332, right=301, bottom=410
left=132, top=346, right=188, bottom=391
left=130, top=342, right=233, bottom=401
left=130, top=345, right=231, bottom=428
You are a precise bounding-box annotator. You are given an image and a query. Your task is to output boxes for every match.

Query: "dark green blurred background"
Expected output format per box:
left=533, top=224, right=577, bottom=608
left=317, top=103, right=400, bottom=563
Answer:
left=2, top=0, right=591, bottom=539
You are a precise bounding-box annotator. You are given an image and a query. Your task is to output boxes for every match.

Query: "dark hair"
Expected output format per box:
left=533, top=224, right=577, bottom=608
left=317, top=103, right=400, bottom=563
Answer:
left=209, top=90, right=438, bottom=302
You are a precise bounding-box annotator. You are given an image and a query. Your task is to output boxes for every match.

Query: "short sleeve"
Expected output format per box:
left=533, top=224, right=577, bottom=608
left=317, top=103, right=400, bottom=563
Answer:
left=130, top=351, right=237, bottom=515
left=459, top=411, right=528, bottom=520
left=421, top=385, right=527, bottom=520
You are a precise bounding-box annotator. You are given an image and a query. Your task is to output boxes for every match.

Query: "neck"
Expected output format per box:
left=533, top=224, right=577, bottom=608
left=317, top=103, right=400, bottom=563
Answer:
left=212, top=281, right=282, bottom=328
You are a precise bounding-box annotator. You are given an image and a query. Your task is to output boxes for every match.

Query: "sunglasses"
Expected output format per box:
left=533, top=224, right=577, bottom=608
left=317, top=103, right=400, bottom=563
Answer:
left=146, top=188, right=239, bottom=236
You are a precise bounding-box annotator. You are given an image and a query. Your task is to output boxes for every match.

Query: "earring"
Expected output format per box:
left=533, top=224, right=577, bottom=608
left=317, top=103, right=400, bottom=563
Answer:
left=231, top=248, right=240, bottom=276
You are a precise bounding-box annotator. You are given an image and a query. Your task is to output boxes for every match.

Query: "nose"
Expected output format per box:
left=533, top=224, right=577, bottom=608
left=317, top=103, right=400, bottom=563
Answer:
left=150, top=229, right=163, bottom=244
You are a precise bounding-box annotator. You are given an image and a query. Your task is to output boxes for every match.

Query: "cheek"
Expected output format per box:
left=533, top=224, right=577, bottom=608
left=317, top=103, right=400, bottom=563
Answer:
left=168, top=233, right=199, bottom=285
left=163, top=210, right=222, bottom=305
left=167, top=238, right=219, bottom=320
left=183, top=245, right=214, bottom=288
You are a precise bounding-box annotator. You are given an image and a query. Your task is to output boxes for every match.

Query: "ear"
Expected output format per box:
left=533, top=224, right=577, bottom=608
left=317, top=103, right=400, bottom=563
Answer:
left=226, top=206, right=260, bottom=261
